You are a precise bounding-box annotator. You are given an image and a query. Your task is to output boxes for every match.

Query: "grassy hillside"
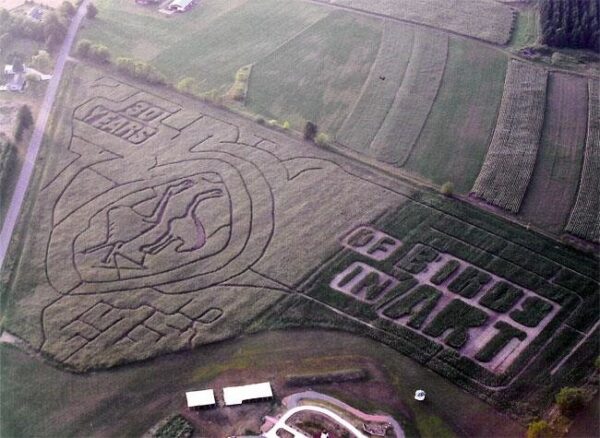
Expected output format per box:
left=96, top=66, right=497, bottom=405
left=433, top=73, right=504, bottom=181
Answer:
left=246, top=10, right=382, bottom=133
left=403, top=38, right=507, bottom=193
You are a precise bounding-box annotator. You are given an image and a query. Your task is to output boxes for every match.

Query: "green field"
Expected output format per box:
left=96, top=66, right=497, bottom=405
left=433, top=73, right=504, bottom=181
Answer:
left=403, top=38, right=506, bottom=193
left=0, top=329, right=524, bottom=437
left=246, top=10, right=381, bottom=133
left=79, top=0, right=328, bottom=92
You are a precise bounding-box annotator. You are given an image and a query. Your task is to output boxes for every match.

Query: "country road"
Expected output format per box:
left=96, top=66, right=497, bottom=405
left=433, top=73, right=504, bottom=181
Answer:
left=0, top=0, right=90, bottom=270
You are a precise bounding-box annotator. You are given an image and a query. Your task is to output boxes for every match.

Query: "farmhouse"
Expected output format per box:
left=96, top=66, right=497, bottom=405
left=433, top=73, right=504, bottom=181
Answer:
left=185, top=389, right=216, bottom=410
left=2, top=64, right=26, bottom=92
left=223, top=382, right=273, bottom=406
left=167, top=0, right=194, bottom=12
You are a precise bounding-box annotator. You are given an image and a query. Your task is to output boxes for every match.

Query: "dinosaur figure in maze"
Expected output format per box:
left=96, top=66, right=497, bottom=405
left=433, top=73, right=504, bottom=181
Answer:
left=82, top=179, right=225, bottom=270
left=141, top=188, right=224, bottom=255
left=83, top=179, right=195, bottom=264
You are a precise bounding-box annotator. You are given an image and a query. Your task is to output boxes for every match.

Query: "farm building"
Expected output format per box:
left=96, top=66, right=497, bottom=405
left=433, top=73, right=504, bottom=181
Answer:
left=185, top=389, right=216, bottom=410
left=135, top=0, right=160, bottom=5
left=167, top=0, right=194, bottom=12
left=223, top=382, right=273, bottom=406
left=2, top=64, right=26, bottom=92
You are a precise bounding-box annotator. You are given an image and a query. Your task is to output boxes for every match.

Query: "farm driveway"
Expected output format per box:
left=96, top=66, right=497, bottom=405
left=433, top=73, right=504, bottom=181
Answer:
left=0, top=0, right=90, bottom=269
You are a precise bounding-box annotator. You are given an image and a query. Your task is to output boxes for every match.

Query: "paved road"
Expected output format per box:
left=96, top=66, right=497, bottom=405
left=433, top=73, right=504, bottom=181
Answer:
left=0, top=0, right=90, bottom=270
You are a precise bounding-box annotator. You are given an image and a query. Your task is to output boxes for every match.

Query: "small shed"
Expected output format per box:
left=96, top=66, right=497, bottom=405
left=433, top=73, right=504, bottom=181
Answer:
left=223, top=382, right=273, bottom=406
left=185, top=389, right=216, bottom=410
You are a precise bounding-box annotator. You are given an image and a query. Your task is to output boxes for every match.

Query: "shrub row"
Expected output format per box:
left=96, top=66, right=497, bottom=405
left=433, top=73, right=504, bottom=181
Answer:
left=285, top=368, right=368, bottom=387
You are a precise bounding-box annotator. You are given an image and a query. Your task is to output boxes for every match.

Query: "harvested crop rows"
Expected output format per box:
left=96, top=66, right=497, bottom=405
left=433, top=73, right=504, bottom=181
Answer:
left=519, top=73, right=588, bottom=233
left=471, top=61, right=548, bottom=213
left=565, top=79, right=600, bottom=243
left=328, top=0, right=515, bottom=44
left=335, top=20, right=414, bottom=151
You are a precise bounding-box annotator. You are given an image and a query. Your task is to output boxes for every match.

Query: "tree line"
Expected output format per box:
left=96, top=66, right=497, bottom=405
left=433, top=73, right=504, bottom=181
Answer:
left=540, top=0, right=600, bottom=52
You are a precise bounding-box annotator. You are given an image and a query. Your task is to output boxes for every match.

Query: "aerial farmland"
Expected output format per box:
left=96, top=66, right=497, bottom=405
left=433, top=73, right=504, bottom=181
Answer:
left=0, top=0, right=598, bottom=437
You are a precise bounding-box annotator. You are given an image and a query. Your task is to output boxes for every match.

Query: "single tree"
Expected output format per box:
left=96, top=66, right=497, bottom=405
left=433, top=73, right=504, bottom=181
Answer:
left=76, top=39, right=92, bottom=58
left=86, top=3, right=98, bottom=19
left=30, top=50, right=50, bottom=72
left=14, top=105, right=34, bottom=142
left=555, top=387, right=585, bottom=417
left=440, top=181, right=454, bottom=197
left=176, top=77, right=199, bottom=95
left=526, top=420, right=551, bottom=438
left=303, top=121, right=317, bottom=141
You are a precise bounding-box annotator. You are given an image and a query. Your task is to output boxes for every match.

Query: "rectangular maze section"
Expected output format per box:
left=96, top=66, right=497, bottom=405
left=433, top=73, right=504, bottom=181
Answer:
left=302, top=200, right=598, bottom=386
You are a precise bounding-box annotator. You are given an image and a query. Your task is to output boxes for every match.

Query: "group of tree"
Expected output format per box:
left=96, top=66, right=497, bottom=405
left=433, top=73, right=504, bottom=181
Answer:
left=76, top=39, right=110, bottom=63
left=540, top=0, right=600, bottom=52
left=115, top=57, right=167, bottom=85
left=526, top=386, right=588, bottom=438
left=0, top=3, right=71, bottom=52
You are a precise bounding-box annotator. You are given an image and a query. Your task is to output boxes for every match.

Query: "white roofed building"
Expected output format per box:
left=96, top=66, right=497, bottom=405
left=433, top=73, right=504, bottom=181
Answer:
left=168, top=0, right=194, bottom=12
left=185, top=389, right=216, bottom=410
left=223, top=382, right=273, bottom=406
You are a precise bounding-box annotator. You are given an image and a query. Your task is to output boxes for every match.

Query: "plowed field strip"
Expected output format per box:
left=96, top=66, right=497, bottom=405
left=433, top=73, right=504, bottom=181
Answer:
left=565, top=79, right=600, bottom=243
left=519, top=73, right=588, bottom=233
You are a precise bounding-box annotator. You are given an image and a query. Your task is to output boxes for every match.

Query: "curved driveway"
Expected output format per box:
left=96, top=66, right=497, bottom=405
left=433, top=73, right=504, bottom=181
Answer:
left=0, top=0, right=90, bottom=270
left=263, top=405, right=368, bottom=438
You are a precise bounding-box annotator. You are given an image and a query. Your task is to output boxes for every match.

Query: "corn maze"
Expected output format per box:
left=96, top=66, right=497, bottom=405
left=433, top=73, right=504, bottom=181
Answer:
left=2, top=66, right=598, bottom=420
left=565, top=79, right=600, bottom=243
left=472, top=61, right=548, bottom=213
left=3, top=70, right=406, bottom=370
